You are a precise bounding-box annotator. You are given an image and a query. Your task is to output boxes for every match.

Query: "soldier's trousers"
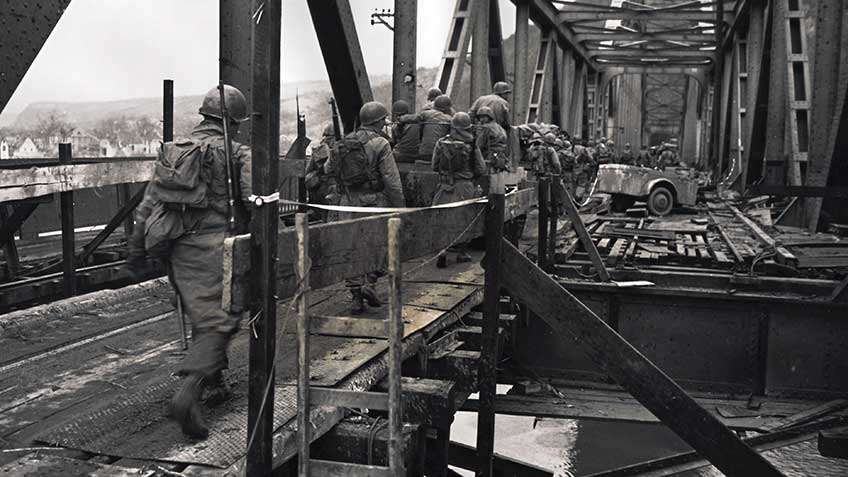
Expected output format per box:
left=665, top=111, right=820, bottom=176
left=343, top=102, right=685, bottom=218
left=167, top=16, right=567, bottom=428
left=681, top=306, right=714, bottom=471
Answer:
left=169, top=229, right=240, bottom=379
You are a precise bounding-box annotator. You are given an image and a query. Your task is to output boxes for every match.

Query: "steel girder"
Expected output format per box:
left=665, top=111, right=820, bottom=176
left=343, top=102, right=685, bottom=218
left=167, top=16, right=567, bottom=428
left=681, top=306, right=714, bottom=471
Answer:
left=0, top=0, right=73, bottom=114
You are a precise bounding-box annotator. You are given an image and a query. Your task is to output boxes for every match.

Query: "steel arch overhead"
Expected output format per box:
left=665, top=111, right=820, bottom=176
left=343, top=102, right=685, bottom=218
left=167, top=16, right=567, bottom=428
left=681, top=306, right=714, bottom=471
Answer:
left=518, top=0, right=595, bottom=69
left=306, top=0, right=373, bottom=133
left=0, top=0, right=73, bottom=114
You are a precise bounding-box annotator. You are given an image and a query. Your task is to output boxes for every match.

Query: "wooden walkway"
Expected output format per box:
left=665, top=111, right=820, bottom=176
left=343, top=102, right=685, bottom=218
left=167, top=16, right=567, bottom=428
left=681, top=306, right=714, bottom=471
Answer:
left=0, top=253, right=485, bottom=475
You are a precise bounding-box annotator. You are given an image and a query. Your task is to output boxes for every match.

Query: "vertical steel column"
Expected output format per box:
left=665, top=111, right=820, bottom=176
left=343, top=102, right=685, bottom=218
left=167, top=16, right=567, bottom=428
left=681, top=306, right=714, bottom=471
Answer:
left=471, top=0, right=491, bottom=101
left=59, top=143, right=75, bottom=297
left=573, top=60, right=588, bottom=138
left=763, top=0, right=788, bottom=185
left=559, top=50, right=575, bottom=132
left=476, top=173, right=505, bottom=477
left=220, top=0, right=253, bottom=143
left=246, top=0, right=281, bottom=474
left=716, top=49, right=733, bottom=180
left=307, top=0, right=373, bottom=132
left=392, top=0, right=417, bottom=109
left=742, top=0, right=768, bottom=186
left=709, top=0, right=726, bottom=175
left=487, top=0, right=507, bottom=85
left=804, top=0, right=847, bottom=230
left=513, top=0, right=530, bottom=124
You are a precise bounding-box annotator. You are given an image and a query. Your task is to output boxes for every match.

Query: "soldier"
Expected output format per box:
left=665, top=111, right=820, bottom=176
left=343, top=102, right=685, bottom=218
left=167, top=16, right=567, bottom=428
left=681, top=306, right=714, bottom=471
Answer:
left=417, top=95, right=453, bottom=162
left=422, top=87, right=443, bottom=110
left=431, top=112, right=487, bottom=267
left=474, top=106, right=509, bottom=172
left=390, top=100, right=419, bottom=164
left=595, top=138, right=612, bottom=165
left=573, top=140, right=595, bottom=200
left=127, top=85, right=253, bottom=439
left=637, top=144, right=652, bottom=167
left=469, top=81, right=512, bottom=131
left=526, top=133, right=562, bottom=177
left=605, top=139, right=617, bottom=163
left=558, top=140, right=576, bottom=195
left=620, top=142, right=636, bottom=165
left=324, top=101, right=405, bottom=314
left=305, top=124, right=338, bottom=221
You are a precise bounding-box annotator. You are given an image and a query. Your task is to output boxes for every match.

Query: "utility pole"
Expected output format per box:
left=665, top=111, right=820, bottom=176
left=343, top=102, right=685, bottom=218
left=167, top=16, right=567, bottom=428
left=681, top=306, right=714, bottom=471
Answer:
left=246, top=0, right=281, bottom=475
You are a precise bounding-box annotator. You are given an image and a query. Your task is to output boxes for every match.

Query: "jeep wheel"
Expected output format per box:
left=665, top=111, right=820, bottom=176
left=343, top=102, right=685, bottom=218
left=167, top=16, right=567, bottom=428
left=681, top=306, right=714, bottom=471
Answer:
left=647, top=186, right=674, bottom=216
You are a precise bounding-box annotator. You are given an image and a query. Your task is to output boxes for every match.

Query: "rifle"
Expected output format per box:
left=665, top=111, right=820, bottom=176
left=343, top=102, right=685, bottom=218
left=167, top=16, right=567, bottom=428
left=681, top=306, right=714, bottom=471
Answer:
left=329, top=97, right=342, bottom=140
left=217, top=81, right=239, bottom=232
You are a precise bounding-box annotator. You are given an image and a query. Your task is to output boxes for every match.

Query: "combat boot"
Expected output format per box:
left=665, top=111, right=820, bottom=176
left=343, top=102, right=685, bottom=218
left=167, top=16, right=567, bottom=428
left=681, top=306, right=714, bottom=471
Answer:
left=350, top=289, right=366, bottom=315
left=361, top=284, right=382, bottom=308
left=202, top=371, right=233, bottom=406
left=169, top=374, right=208, bottom=439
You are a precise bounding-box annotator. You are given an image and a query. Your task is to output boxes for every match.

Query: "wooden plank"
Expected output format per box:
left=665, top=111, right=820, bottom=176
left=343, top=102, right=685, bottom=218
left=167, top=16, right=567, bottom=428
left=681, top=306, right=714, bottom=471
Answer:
left=728, top=203, right=797, bottom=264
left=310, top=459, right=392, bottom=477
left=309, top=315, right=388, bottom=338
left=0, top=160, right=155, bottom=202
left=224, top=188, right=535, bottom=312
left=762, top=399, right=848, bottom=432
left=497, top=240, right=783, bottom=477
left=310, top=388, right=389, bottom=411
left=557, top=184, right=610, bottom=281
left=604, top=227, right=675, bottom=240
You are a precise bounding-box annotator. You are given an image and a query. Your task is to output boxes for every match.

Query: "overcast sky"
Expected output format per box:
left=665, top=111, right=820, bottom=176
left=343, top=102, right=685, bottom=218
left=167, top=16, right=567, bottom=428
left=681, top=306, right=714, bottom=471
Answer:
left=1, top=0, right=517, bottom=122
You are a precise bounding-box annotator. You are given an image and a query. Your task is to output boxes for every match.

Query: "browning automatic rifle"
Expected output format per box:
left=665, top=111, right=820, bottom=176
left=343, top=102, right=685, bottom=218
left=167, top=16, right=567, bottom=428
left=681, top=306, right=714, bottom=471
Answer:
left=329, top=97, right=341, bottom=140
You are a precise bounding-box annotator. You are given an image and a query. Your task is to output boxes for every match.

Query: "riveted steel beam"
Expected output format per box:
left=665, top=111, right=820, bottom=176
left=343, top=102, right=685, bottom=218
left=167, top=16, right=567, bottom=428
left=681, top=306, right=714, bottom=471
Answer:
left=577, top=32, right=716, bottom=42
left=0, top=1, right=72, bottom=114
left=517, top=0, right=594, bottom=69
left=559, top=10, right=732, bottom=23
left=590, top=49, right=716, bottom=59
left=306, top=0, right=373, bottom=132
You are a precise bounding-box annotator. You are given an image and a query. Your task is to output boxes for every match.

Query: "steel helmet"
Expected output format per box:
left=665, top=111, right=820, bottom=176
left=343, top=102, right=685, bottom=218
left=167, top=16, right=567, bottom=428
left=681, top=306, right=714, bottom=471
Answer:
left=493, top=81, right=512, bottom=95
left=427, top=87, right=443, bottom=101
left=359, top=101, right=388, bottom=126
left=433, top=95, right=453, bottom=113
left=606, top=140, right=614, bottom=147
left=477, top=106, right=495, bottom=121
left=199, top=84, right=249, bottom=122
left=451, top=112, right=473, bottom=130
left=392, top=100, right=410, bottom=116
left=563, top=140, right=572, bottom=149
left=544, top=133, right=557, bottom=144
left=322, top=124, right=335, bottom=137
left=624, top=142, right=631, bottom=148
left=600, top=136, right=607, bottom=143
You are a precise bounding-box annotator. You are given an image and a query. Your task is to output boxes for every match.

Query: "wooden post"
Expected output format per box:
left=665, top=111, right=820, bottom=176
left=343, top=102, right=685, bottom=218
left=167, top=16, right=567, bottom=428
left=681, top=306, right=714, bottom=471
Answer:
left=387, top=217, right=404, bottom=474
left=476, top=172, right=505, bottom=477
left=59, top=143, right=76, bottom=297
left=296, top=213, right=311, bottom=476
left=117, top=184, right=134, bottom=239
left=537, top=176, right=550, bottom=271
left=0, top=206, right=20, bottom=278
left=163, top=79, right=174, bottom=142
left=246, top=0, right=281, bottom=474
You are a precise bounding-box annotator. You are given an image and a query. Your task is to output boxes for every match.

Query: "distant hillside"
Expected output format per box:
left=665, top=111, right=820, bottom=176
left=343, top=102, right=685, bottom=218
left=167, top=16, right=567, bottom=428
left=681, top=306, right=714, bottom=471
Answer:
left=8, top=25, right=545, bottom=144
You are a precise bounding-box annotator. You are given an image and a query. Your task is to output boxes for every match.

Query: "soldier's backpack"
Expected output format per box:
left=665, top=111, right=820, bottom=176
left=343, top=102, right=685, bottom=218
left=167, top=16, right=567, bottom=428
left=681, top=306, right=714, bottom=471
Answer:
left=333, top=133, right=383, bottom=191
left=527, top=143, right=547, bottom=172
left=150, top=139, right=210, bottom=209
left=143, top=139, right=212, bottom=255
left=437, top=138, right=472, bottom=174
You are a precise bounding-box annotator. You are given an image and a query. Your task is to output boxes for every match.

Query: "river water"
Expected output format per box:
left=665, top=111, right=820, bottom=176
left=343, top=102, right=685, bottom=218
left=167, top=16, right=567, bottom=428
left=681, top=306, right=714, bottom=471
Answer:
left=450, top=391, right=692, bottom=476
